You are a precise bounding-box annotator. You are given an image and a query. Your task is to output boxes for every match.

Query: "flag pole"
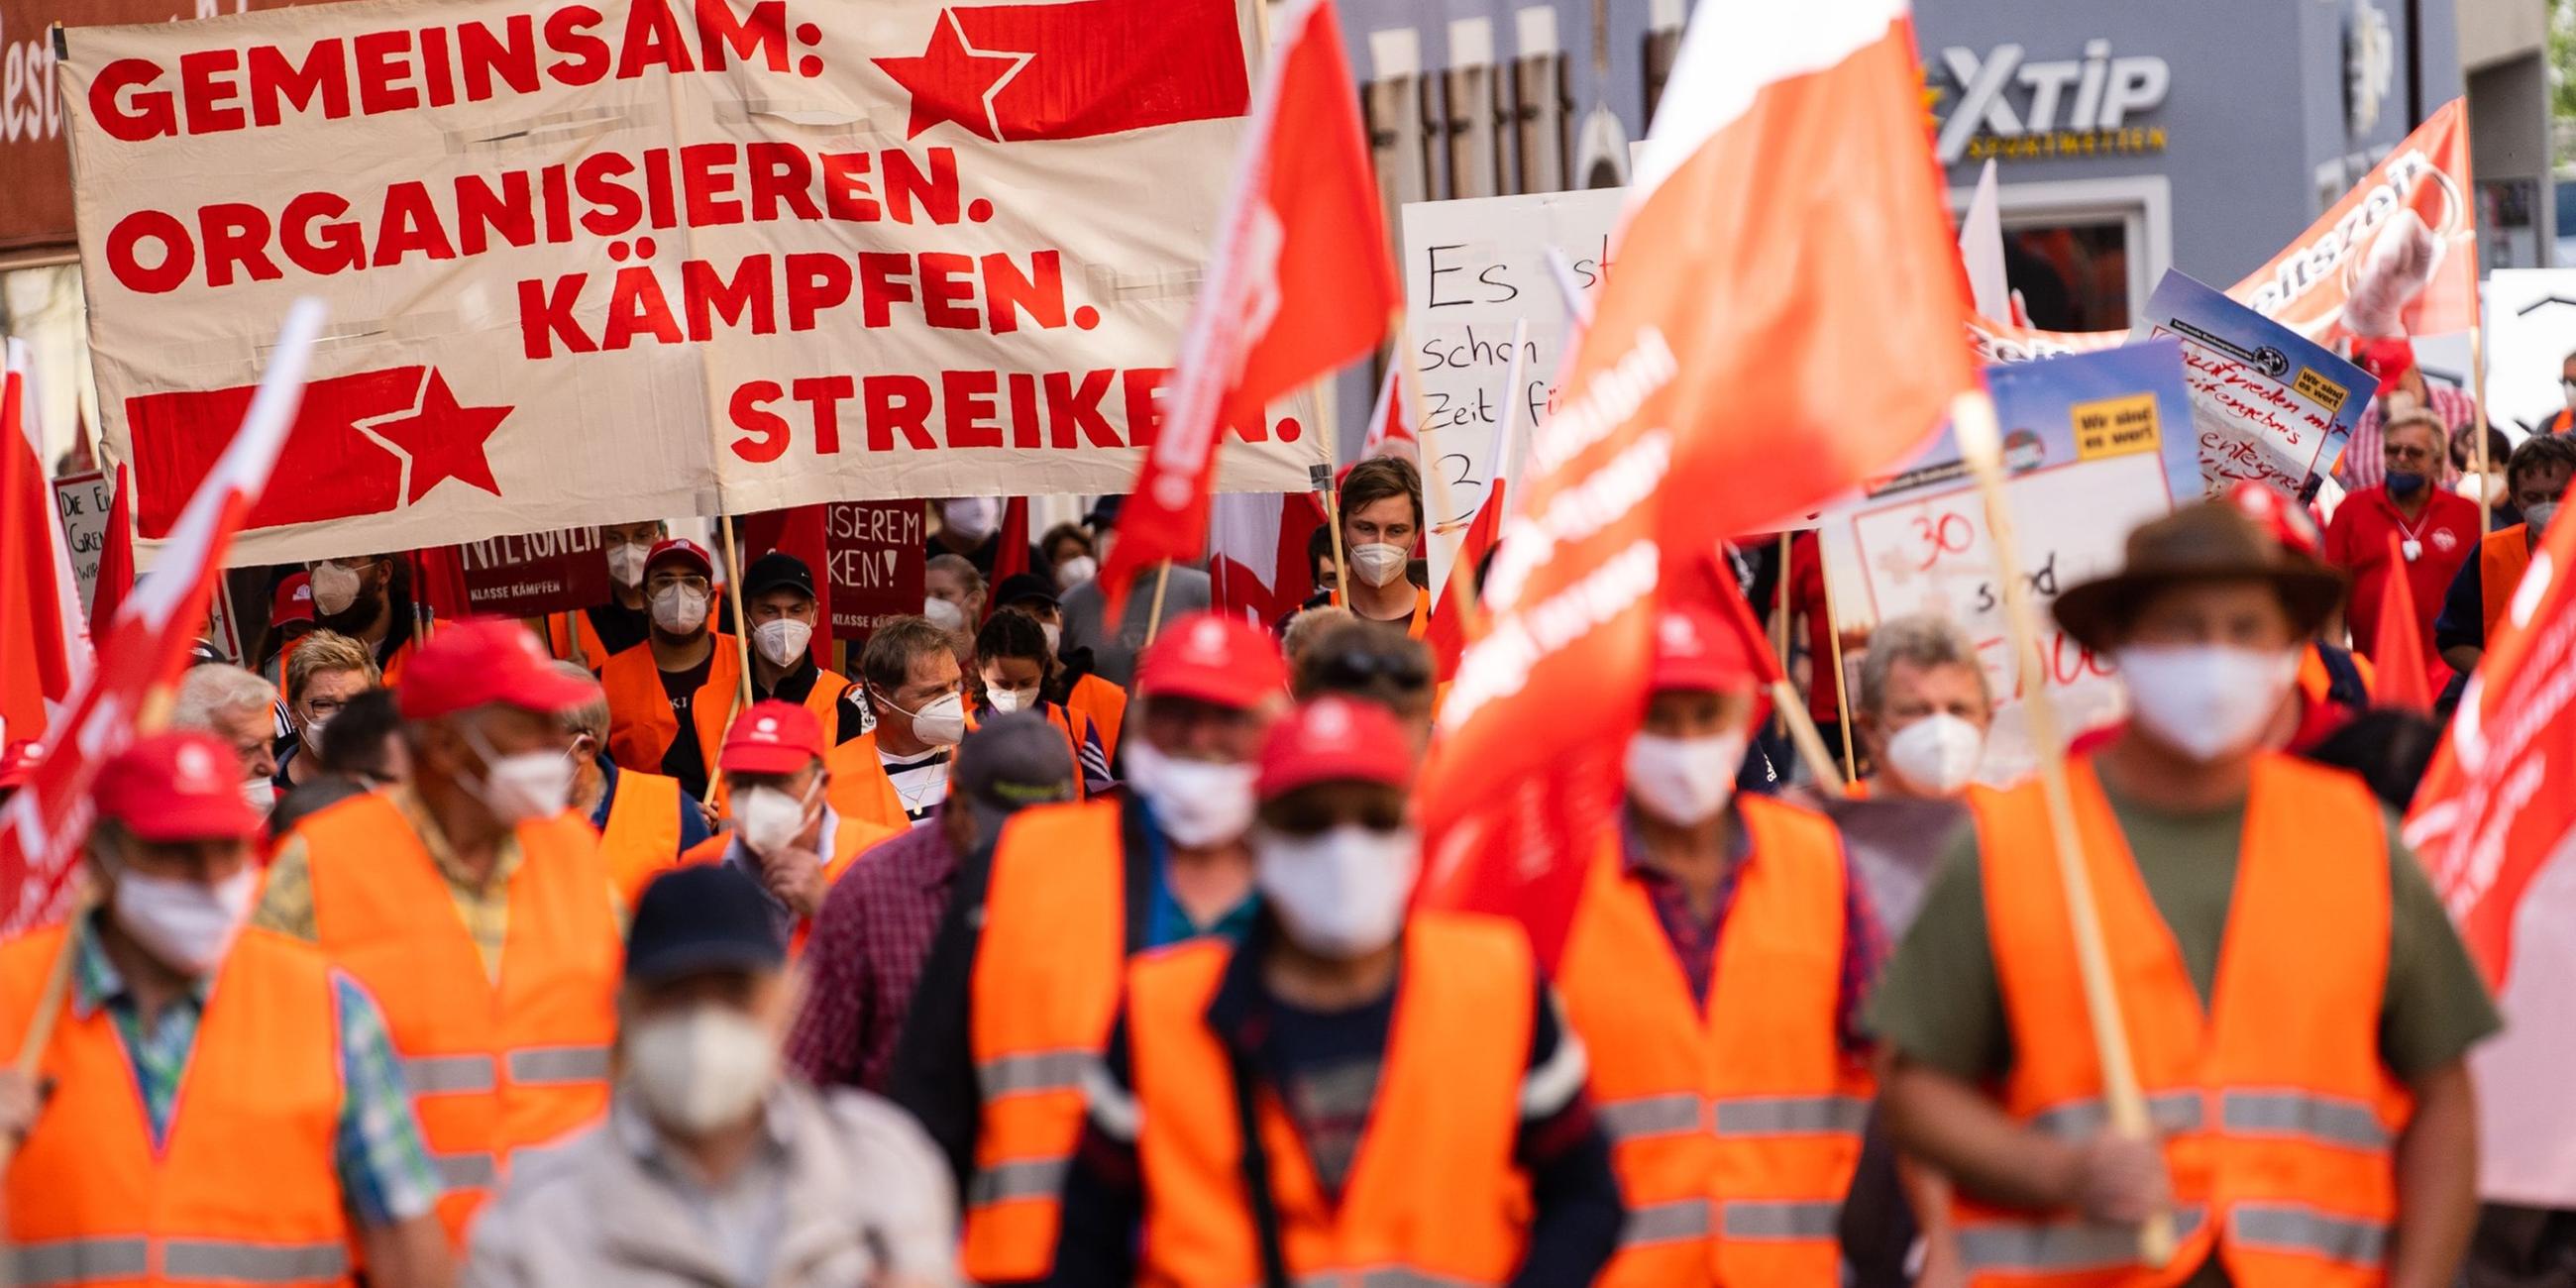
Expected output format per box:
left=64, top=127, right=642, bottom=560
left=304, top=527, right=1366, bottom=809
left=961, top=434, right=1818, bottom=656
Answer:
left=2469, top=319, right=2492, bottom=536
left=1144, top=561, right=1175, bottom=644
left=1711, top=547, right=1842, bottom=790
left=1953, top=386, right=2174, bottom=1266
left=1819, top=556, right=1860, bottom=786
left=1392, top=309, right=1485, bottom=640
left=1319, top=379, right=1351, bottom=612
left=702, top=512, right=754, bottom=808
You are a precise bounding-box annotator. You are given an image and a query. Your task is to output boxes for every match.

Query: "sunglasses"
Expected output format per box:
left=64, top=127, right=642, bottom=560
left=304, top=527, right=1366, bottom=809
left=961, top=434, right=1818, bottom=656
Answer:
left=1315, top=647, right=1431, bottom=692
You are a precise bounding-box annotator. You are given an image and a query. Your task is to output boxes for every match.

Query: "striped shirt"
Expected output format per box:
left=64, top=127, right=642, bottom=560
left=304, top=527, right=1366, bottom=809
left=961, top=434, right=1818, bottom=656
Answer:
left=880, top=748, right=952, bottom=828
left=71, top=912, right=442, bottom=1228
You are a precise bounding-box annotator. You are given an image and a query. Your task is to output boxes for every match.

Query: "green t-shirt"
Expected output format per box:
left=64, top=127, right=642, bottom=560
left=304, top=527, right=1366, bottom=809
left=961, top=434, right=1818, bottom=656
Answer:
left=1865, top=776, right=2502, bottom=1286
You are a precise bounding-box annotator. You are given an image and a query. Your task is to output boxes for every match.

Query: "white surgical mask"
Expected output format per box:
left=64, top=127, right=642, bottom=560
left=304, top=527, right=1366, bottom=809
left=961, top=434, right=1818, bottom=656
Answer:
left=984, top=682, right=1036, bottom=714
left=942, top=498, right=1002, bottom=544
left=461, top=725, right=576, bottom=824
left=607, top=541, right=652, bottom=589
left=651, top=585, right=710, bottom=634
left=1625, top=730, right=1747, bottom=826
left=922, top=597, right=967, bottom=631
left=887, top=691, right=966, bottom=747
left=308, top=562, right=364, bottom=616
left=1882, top=713, right=1985, bottom=798
left=1041, top=622, right=1062, bottom=655
left=1124, top=739, right=1256, bottom=848
left=1347, top=542, right=1410, bottom=589
left=2114, top=644, right=2300, bottom=763
left=113, top=864, right=258, bottom=976
left=735, top=783, right=818, bottom=858
left=626, top=1005, right=777, bottom=1135
left=1256, top=824, right=1419, bottom=959
left=240, top=777, right=276, bottom=820
left=752, top=618, right=812, bottom=668
left=1054, top=556, right=1098, bottom=591
left=299, top=713, right=332, bottom=757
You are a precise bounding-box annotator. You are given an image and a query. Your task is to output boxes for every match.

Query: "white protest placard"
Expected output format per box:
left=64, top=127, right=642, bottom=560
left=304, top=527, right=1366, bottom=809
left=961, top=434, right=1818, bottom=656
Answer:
left=58, top=0, right=1314, bottom=565
left=1400, top=186, right=1624, bottom=591
left=2481, top=269, right=2576, bottom=438
left=1821, top=342, right=2201, bottom=782
left=2129, top=271, right=2370, bottom=499
left=49, top=469, right=113, bottom=614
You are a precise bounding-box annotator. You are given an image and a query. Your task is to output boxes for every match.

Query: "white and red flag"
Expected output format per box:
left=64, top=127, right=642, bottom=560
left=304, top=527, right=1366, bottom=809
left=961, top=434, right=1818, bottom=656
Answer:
left=1209, top=491, right=1328, bottom=627
left=1100, top=0, right=1400, bottom=616
left=0, top=341, right=89, bottom=743
left=2406, top=512, right=2576, bottom=1204
left=1416, top=0, right=1975, bottom=963
left=1358, top=364, right=1420, bottom=464
left=0, top=301, right=324, bottom=933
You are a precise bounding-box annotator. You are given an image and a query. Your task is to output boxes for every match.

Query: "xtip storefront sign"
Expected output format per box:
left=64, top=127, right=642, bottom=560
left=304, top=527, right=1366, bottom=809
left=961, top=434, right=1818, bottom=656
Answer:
left=1931, top=39, right=2171, bottom=166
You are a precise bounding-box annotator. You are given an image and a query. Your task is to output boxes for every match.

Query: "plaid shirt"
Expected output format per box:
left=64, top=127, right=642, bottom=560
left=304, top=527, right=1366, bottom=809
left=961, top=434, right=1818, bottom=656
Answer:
left=2335, top=384, right=2474, bottom=492
left=785, top=814, right=961, bottom=1093
left=72, top=913, right=442, bottom=1228
left=1621, top=810, right=1888, bottom=1055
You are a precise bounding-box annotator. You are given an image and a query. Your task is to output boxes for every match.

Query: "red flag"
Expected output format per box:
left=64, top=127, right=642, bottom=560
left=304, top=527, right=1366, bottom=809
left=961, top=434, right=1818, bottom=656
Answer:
left=0, top=302, right=325, bottom=933
left=1415, top=1, right=1974, bottom=966
left=0, top=344, right=80, bottom=743
left=2371, top=533, right=2434, bottom=713
left=1359, top=364, right=1419, bottom=464
left=1423, top=479, right=1504, bottom=682
left=736, top=505, right=839, bottom=668
left=409, top=547, right=472, bottom=624
left=1099, top=0, right=1398, bottom=617
left=989, top=498, right=1030, bottom=615
left=90, top=464, right=136, bottom=634
left=2408, top=508, right=2576, bottom=986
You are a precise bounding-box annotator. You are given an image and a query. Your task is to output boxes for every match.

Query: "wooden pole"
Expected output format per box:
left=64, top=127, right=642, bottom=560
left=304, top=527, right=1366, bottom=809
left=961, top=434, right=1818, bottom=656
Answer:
left=2469, top=320, right=2492, bottom=536
left=1144, top=561, right=1175, bottom=644
left=1952, top=387, right=2174, bottom=1266
left=1819, top=554, right=1860, bottom=787
left=1771, top=680, right=1845, bottom=793
left=1319, top=381, right=1350, bottom=608
left=559, top=610, right=589, bottom=670
left=1390, top=309, right=1484, bottom=639
left=1771, top=533, right=1793, bottom=740
left=702, top=514, right=755, bottom=808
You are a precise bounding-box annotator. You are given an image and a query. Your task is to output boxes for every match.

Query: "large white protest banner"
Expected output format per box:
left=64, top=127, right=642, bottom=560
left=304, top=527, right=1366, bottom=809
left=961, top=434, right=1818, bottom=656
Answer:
left=1820, top=342, right=2201, bottom=782
left=2130, top=271, right=2370, bottom=500
left=58, top=0, right=1314, bottom=564
left=1399, top=186, right=1622, bottom=591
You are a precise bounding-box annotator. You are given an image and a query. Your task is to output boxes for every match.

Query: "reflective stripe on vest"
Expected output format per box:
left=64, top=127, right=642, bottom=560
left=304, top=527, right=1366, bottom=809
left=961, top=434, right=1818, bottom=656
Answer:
left=162, top=1240, right=351, bottom=1283
left=2231, top=1203, right=2389, bottom=1265
left=1597, top=1092, right=1871, bottom=1143
left=1721, top=1200, right=1844, bottom=1241
left=1620, top=1200, right=1712, bottom=1248
left=2220, top=1090, right=2391, bottom=1150
left=969, top=1156, right=1071, bottom=1208
left=509, top=1044, right=613, bottom=1085
left=978, top=1048, right=1090, bottom=1099
left=1958, top=1207, right=2210, bottom=1274
left=14, top=1237, right=151, bottom=1287
left=1288, top=1268, right=1486, bottom=1288
left=2023, top=1090, right=2205, bottom=1141
left=401, top=1053, right=496, bottom=1095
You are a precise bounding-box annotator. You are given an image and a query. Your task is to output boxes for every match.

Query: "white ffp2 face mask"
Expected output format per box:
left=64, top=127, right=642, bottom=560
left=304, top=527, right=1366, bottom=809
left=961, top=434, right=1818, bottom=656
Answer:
left=1625, top=731, right=1747, bottom=826
left=941, top=498, right=1002, bottom=544
left=922, top=597, right=967, bottom=631
left=983, top=682, right=1037, bottom=714
left=752, top=618, right=812, bottom=668
left=462, top=725, right=577, bottom=824
left=735, top=783, right=818, bottom=857
left=1125, top=739, right=1256, bottom=848
left=240, top=777, right=277, bottom=820
left=1881, top=713, right=1986, bottom=798
left=114, top=865, right=258, bottom=977
left=651, top=585, right=710, bottom=634
left=888, top=691, right=967, bottom=747
left=2114, top=644, right=2300, bottom=763
left=606, top=542, right=652, bottom=589
left=1054, top=556, right=1098, bottom=591
left=308, top=562, right=364, bottom=616
left=627, top=1004, right=778, bottom=1135
left=1347, top=542, right=1410, bottom=589
left=1256, top=824, right=1419, bottom=959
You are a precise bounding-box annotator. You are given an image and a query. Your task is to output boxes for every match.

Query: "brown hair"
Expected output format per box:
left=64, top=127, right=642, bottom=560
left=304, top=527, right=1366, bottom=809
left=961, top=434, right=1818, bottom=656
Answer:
left=860, top=616, right=956, bottom=694
left=2507, top=434, right=2576, bottom=493
left=1339, top=456, right=1423, bottom=530
left=284, top=630, right=378, bottom=701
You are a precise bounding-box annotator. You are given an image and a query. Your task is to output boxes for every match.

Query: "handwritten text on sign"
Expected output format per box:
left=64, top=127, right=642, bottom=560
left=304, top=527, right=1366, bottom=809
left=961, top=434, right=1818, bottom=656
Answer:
left=58, top=0, right=1316, bottom=566
left=49, top=470, right=113, bottom=614
left=1400, top=187, right=1624, bottom=593
left=2129, top=270, right=2368, bottom=498
left=826, top=500, right=924, bottom=641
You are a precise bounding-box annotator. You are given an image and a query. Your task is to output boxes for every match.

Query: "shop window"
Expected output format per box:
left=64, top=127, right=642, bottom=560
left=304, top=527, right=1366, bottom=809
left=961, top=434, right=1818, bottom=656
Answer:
left=2003, top=221, right=2131, bottom=332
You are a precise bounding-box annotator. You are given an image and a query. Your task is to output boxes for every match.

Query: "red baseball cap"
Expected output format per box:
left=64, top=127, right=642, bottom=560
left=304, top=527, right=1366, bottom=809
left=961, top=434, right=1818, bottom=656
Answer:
left=92, top=730, right=262, bottom=843
left=397, top=618, right=597, bottom=719
left=1135, top=612, right=1287, bottom=710
left=719, top=699, right=824, bottom=775
left=1257, top=696, right=1415, bottom=800
left=272, top=573, right=315, bottom=626
left=647, top=538, right=714, bottom=579
left=0, top=739, right=44, bottom=792
left=1649, top=605, right=1760, bottom=694
left=2222, top=481, right=2323, bottom=559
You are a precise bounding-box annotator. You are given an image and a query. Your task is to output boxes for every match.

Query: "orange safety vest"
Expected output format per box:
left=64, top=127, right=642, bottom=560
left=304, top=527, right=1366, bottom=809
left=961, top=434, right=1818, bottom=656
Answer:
left=676, top=813, right=896, bottom=953
left=600, top=636, right=743, bottom=780
left=1130, top=913, right=1536, bottom=1286
left=597, top=767, right=686, bottom=907
left=1, top=926, right=352, bottom=1288
left=1067, top=672, right=1128, bottom=755
left=822, top=731, right=915, bottom=834
left=1334, top=585, right=1434, bottom=639
left=299, top=796, right=621, bottom=1244
left=2294, top=645, right=2375, bottom=710
left=1556, top=796, right=1874, bottom=1288
left=1955, top=755, right=2406, bottom=1288
left=543, top=611, right=611, bottom=670
left=2480, top=526, right=2533, bottom=641
left=962, top=800, right=1127, bottom=1282
left=1040, top=700, right=1099, bottom=801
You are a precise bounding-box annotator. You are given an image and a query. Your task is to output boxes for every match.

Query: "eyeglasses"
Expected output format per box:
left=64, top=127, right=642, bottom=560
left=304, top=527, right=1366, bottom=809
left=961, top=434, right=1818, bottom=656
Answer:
left=1314, top=647, right=1431, bottom=692
left=2382, top=444, right=2435, bottom=463
left=310, top=556, right=379, bottom=573
left=647, top=574, right=711, bottom=594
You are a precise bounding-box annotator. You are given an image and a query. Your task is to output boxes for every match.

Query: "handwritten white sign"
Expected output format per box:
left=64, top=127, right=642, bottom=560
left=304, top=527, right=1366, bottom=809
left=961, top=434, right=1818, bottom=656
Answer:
left=2130, top=271, right=2368, bottom=498
left=50, top=469, right=112, bottom=615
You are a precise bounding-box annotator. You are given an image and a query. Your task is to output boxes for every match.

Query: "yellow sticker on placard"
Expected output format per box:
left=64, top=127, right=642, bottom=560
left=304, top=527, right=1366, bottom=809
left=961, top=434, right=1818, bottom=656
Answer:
left=2292, top=367, right=2348, bottom=413
left=2073, top=392, right=2160, bottom=460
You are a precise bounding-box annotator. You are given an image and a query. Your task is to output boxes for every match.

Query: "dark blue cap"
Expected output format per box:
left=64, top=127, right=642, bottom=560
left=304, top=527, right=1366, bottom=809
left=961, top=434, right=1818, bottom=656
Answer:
left=625, top=864, right=785, bottom=985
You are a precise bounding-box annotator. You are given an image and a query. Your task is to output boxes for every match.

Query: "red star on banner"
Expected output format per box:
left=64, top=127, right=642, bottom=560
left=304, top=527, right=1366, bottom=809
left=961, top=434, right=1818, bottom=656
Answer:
left=872, top=9, right=1030, bottom=141
left=361, top=370, right=508, bottom=504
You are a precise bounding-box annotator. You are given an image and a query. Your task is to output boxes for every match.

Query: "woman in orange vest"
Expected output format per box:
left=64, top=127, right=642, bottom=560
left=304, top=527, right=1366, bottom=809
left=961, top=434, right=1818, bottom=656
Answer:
left=992, top=572, right=1130, bottom=756
left=1048, top=698, right=1623, bottom=1287
left=599, top=537, right=741, bottom=803
left=1556, top=605, right=1885, bottom=1287
left=972, top=607, right=1115, bottom=799
left=1, top=731, right=452, bottom=1287
left=1871, top=501, right=2496, bottom=1287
